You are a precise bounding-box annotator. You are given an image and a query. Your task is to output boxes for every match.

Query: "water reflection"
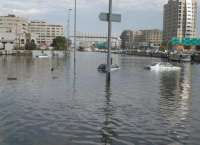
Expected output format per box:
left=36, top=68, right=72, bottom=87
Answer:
left=0, top=56, right=35, bottom=79
left=101, top=80, right=117, bottom=145
left=0, top=53, right=200, bottom=145
left=159, top=64, right=192, bottom=144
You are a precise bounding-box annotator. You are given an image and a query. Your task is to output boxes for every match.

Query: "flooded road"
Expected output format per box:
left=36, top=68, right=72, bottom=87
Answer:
left=0, top=52, right=200, bottom=145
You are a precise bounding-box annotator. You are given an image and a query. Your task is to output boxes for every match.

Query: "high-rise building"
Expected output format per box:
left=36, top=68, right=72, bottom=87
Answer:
left=163, top=0, right=197, bottom=42
left=29, top=21, right=64, bottom=47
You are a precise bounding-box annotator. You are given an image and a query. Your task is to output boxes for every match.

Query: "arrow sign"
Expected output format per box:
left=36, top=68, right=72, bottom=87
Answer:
left=99, top=13, right=121, bottom=22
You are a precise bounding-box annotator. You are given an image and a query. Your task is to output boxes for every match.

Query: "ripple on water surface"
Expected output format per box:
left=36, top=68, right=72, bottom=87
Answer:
left=0, top=54, right=199, bottom=145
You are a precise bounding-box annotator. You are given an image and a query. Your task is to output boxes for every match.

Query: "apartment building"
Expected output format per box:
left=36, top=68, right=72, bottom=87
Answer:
left=0, top=14, right=28, bottom=33
left=140, top=29, right=163, bottom=47
left=29, top=21, right=64, bottom=47
left=163, top=0, right=197, bottom=42
left=120, top=29, right=162, bottom=49
left=0, top=14, right=29, bottom=48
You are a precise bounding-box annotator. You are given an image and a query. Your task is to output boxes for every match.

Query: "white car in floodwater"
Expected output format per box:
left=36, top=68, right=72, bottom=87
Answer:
left=145, top=62, right=181, bottom=71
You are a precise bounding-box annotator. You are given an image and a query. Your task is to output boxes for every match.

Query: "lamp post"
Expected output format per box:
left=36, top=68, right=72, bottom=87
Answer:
left=74, top=0, right=77, bottom=74
left=67, top=8, right=72, bottom=51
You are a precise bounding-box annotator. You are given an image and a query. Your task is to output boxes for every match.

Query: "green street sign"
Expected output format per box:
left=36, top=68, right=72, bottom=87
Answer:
left=171, top=37, right=200, bottom=46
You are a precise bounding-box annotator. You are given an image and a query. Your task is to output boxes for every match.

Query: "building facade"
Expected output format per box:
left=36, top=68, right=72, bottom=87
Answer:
left=29, top=21, right=64, bottom=47
left=120, top=29, right=162, bottom=49
left=0, top=14, right=28, bottom=33
left=163, top=0, right=197, bottom=42
left=0, top=14, right=29, bottom=48
left=120, top=30, right=134, bottom=49
left=0, top=33, right=16, bottom=50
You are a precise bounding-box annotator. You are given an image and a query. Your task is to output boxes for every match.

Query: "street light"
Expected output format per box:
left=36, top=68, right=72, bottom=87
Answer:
left=74, top=0, right=77, bottom=74
left=67, top=8, right=72, bottom=51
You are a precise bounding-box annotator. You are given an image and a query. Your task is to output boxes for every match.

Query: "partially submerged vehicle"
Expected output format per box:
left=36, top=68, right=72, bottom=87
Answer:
left=145, top=62, right=181, bottom=71
left=98, top=64, right=120, bottom=73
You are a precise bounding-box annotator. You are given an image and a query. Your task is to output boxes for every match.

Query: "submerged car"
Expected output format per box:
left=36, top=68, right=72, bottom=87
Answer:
left=98, top=64, right=120, bottom=73
left=145, top=62, right=181, bottom=71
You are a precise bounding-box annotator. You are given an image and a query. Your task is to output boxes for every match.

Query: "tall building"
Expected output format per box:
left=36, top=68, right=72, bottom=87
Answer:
left=29, top=21, right=64, bottom=47
left=163, top=0, right=197, bottom=42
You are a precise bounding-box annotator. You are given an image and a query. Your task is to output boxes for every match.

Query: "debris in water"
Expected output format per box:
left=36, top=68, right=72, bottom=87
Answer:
left=7, top=77, right=17, bottom=81
left=52, top=76, right=58, bottom=80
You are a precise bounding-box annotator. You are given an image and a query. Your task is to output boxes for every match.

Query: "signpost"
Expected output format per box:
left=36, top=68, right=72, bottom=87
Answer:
left=74, top=0, right=77, bottom=76
left=99, top=0, right=121, bottom=82
left=171, top=37, right=200, bottom=46
left=99, top=13, right=121, bottom=23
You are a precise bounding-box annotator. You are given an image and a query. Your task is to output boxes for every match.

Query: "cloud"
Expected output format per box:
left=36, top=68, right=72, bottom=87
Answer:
left=0, top=0, right=199, bottom=35
left=0, top=0, right=168, bottom=17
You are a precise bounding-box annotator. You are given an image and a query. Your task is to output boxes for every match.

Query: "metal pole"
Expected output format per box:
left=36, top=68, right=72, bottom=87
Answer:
left=167, top=40, right=170, bottom=59
left=74, top=0, right=77, bottom=74
left=67, top=9, right=72, bottom=51
left=107, top=0, right=112, bottom=82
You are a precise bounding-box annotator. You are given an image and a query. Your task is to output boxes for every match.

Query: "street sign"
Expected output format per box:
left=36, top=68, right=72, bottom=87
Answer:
left=171, top=37, right=200, bottom=46
left=99, top=13, right=121, bottom=22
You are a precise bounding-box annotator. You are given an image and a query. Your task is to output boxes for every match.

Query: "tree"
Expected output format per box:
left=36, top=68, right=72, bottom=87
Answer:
left=30, top=39, right=37, bottom=50
left=25, top=39, right=37, bottom=50
left=51, top=36, right=71, bottom=50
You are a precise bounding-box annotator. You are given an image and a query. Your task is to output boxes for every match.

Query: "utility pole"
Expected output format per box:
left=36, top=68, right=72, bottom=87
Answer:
left=67, top=8, right=72, bottom=51
left=99, top=0, right=121, bottom=82
left=107, top=0, right=112, bottom=82
left=74, top=0, right=77, bottom=74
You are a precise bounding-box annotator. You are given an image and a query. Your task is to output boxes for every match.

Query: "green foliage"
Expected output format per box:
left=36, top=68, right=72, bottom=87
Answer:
left=25, top=39, right=37, bottom=50
left=51, top=36, right=71, bottom=50
left=30, top=39, right=37, bottom=50
left=161, top=41, right=167, bottom=46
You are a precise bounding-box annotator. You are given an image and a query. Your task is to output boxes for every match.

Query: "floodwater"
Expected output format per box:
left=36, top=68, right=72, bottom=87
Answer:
left=0, top=52, right=200, bottom=145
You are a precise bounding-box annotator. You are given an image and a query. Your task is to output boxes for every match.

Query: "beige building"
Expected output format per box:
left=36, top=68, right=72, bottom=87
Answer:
left=163, top=0, right=197, bottom=42
left=29, top=21, right=64, bottom=47
left=138, top=29, right=162, bottom=47
left=120, top=29, right=162, bottom=49
left=0, top=14, right=29, bottom=48
left=0, top=14, right=28, bottom=33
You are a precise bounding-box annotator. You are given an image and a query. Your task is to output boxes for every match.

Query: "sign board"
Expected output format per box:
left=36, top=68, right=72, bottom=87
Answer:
left=99, top=13, right=121, bottom=22
left=171, top=37, right=200, bottom=46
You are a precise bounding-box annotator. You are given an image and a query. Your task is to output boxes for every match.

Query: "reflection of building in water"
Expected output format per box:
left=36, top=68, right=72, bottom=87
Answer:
left=101, top=81, right=117, bottom=145
left=159, top=64, right=192, bottom=126
left=0, top=56, right=35, bottom=79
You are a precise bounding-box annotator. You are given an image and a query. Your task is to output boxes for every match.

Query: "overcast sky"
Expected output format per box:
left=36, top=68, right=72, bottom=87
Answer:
left=0, top=0, right=199, bottom=36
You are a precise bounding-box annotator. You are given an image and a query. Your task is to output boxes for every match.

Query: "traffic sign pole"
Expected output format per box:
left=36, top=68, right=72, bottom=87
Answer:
left=99, top=13, right=121, bottom=22
left=107, top=0, right=112, bottom=82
